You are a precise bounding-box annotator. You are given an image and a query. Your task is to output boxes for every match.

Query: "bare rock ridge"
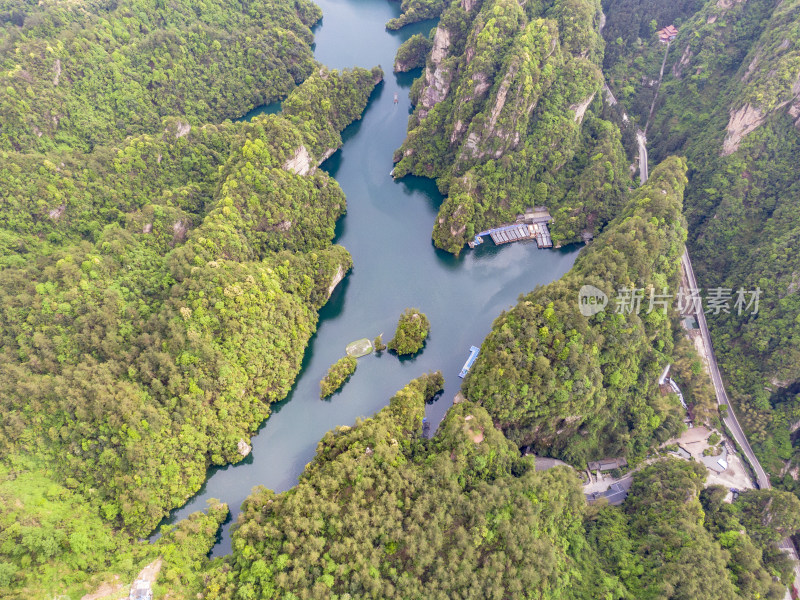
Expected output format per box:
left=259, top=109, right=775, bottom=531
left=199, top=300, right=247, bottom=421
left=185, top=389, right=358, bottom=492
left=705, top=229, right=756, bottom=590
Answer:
left=419, top=27, right=452, bottom=118
left=327, top=263, right=347, bottom=297
left=283, top=145, right=313, bottom=175
left=571, top=92, right=597, bottom=123
left=722, top=72, right=800, bottom=155
left=282, top=145, right=338, bottom=176
left=721, top=104, right=765, bottom=156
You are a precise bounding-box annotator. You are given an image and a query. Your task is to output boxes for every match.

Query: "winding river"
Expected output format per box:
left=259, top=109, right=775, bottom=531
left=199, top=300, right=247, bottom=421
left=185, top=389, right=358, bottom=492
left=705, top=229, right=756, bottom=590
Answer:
left=161, top=0, right=581, bottom=554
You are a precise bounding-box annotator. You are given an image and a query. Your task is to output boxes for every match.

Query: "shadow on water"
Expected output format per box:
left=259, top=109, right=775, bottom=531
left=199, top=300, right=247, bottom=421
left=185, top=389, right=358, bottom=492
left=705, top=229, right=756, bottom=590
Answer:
left=236, top=100, right=282, bottom=122
left=395, top=68, right=423, bottom=88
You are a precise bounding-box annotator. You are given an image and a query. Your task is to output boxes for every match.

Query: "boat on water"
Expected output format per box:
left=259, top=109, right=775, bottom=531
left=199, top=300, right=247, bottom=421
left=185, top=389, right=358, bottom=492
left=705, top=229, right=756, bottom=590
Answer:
left=459, top=345, right=480, bottom=378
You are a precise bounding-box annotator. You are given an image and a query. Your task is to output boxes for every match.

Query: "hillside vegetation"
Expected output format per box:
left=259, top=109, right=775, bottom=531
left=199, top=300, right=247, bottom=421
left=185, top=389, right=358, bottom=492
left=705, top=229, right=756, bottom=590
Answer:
left=393, top=0, right=631, bottom=253
left=387, top=308, right=430, bottom=355
left=604, top=0, right=800, bottom=484
left=462, top=157, right=718, bottom=463
left=320, top=356, right=358, bottom=398
left=0, top=0, right=322, bottom=152
left=198, top=374, right=786, bottom=599
left=0, top=65, right=380, bottom=597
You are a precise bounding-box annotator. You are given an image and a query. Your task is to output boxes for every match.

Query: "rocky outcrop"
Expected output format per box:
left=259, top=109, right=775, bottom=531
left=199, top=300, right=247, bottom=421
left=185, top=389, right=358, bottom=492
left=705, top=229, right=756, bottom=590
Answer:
left=487, top=64, right=517, bottom=130
left=319, top=148, right=336, bottom=163
left=172, top=220, right=188, bottom=242
left=790, top=97, right=800, bottom=128
left=283, top=146, right=335, bottom=176
left=430, top=27, right=450, bottom=63
left=473, top=72, right=490, bottom=96
left=451, top=119, right=466, bottom=143
left=283, top=145, right=312, bottom=175
left=175, top=120, right=191, bottom=138
left=48, top=203, right=65, bottom=220
left=328, top=263, right=347, bottom=297
left=237, top=439, right=252, bottom=457
left=570, top=92, right=596, bottom=123
left=672, top=44, right=693, bottom=79
left=716, top=0, right=745, bottom=8
left=741, top=49, right=762, bottom=83
left=418, top=27, right=452, bottom=117
left=721, top=104, right=765, bottom=156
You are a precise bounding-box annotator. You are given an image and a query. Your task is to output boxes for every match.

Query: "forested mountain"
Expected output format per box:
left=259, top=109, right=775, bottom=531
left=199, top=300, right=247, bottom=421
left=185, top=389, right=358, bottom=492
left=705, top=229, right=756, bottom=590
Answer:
left=3, top=0, right=800, bottom=596
left=461, top=157, right=717, bottom=462
left=0, top=0, right=322, bottom=152
left=0, top=64, right=381, bottom=596
left=392, top=0, right=630, bottom=253
left=603, top=0, right=800, bottom=483
left=589, top=460, right=789, bottom=598
left=200, top=374, right=785, bottom=600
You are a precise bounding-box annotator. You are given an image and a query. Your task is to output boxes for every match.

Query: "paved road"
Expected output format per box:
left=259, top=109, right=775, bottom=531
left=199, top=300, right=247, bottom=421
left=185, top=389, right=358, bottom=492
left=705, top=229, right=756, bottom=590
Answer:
left=685, top=249, right=800, bottom=589
left=636, top=132, right=799, bottom=591
left=636, top=123, right=767, bottom=488
left=680, top=250, right=771, bottom=488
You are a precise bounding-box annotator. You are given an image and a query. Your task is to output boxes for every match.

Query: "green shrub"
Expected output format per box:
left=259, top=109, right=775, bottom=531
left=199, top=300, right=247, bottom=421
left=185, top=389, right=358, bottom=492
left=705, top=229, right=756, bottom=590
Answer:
left=394, top=34, right=432, bottom=72
left=320, top=357, right=358, bottom=398
left=388, top=308, right=430, bottom=356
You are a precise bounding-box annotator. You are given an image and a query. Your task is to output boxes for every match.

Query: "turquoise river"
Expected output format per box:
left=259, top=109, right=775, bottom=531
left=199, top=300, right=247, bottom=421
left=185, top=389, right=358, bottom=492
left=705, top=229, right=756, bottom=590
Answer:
left=161, top=0, right=582, bottom=554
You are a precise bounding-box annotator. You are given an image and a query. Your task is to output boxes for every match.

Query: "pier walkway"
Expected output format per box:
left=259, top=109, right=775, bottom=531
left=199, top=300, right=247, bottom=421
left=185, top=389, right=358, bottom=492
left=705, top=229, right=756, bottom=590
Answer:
left=459, top=346, right=480, bottom=378
left=468, top=206, right=553, bottom=249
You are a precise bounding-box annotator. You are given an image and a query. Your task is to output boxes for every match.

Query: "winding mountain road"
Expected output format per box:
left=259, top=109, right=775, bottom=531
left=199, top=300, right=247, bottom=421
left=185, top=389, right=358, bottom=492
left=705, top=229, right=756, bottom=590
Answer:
left=636, top=132, right=800, bottom=592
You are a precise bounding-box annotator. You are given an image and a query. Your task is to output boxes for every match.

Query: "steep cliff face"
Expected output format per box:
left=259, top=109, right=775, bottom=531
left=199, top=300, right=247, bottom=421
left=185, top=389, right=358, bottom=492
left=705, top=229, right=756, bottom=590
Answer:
left=393, top=0, right=628, bottom=254
left=721, top=103, right=765, bottom=156
left=418, top=26, right=454, bottom=117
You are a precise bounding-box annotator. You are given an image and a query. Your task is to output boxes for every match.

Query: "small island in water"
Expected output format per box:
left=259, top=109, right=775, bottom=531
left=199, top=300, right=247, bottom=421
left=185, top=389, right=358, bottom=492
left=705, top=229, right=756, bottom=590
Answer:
left=320, top=356, right=358, bottom=399
left=388, top=308, right=430, bottom=356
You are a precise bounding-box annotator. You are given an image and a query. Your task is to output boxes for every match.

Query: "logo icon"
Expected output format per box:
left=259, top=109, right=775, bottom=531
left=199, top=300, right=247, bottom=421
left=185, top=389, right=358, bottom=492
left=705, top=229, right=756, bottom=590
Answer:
left=578, top=285, right=608, bottom=316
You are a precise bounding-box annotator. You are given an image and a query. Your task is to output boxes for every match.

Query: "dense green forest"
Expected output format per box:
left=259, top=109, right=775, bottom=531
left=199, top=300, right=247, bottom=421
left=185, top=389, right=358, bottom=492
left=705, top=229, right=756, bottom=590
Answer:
left=386, top=0, right=448, bottom=30
left=0, top=59, right=381, bottom=596
left=0, top=0, right=323, bottom=153
left=393, top=32, right=433, bottom=72
left=602, top=0, right=800, bottom=487
left=192, top=374, right=787, bottom=599
left=461, top=157, right=715, bottom=463
left=600, top=0, right=704, bottom=127
left=3, top=0, right=800, bottom=596
left=0, top=455, right=229, bottom=599
left=392, top=0, right=631, bottom=253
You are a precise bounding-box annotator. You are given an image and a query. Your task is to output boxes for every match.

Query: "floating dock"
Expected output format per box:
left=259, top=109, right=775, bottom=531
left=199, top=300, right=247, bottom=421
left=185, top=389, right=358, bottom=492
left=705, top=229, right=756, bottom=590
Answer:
left=459, top=345, right=481, bottom=378
left=345, top=338, right=374, bottom=357
left=467, top=206, right=553, bottom=249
